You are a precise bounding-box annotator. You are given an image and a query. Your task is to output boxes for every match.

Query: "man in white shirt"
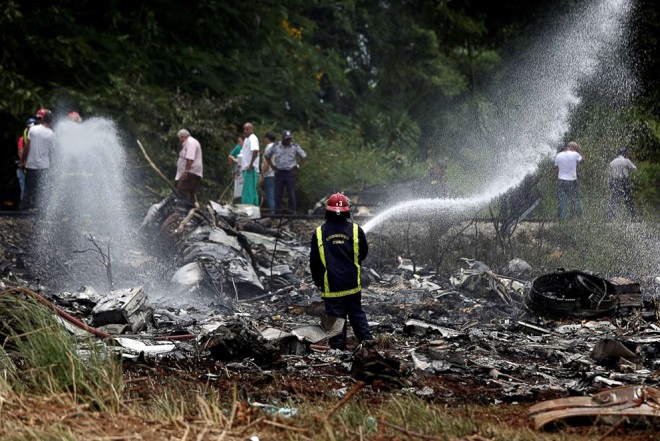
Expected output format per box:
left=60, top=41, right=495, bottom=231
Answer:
left=554, top=141, right=583, bottom=220
left=607, top=147, right=637, bottom=220
left=21, top=109, right=55, bottom=210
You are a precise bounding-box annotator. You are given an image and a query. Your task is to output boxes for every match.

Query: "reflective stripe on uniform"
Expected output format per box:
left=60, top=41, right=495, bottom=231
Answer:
left=316, top=223, right=361, bottom=298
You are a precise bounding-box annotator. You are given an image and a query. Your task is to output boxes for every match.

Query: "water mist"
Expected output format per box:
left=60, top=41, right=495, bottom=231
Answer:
left=35, top=116, right=140, bottom=290
left=363, top=0, right=634, bottom=233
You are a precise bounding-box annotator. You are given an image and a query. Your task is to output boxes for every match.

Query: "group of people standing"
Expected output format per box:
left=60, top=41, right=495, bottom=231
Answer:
left=14, top=109, right=83, bottom=210
left=227, top=122, right=307, bottom=214
left=16, top=108, right=55, bottom=210
left=174, top=122, right=308, bottom=214
left=554, top=140, right=638, bottom=220
left=174, top=125, right=370, bottom=351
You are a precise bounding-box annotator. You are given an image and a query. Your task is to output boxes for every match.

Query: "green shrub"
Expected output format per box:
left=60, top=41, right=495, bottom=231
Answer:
left=296, top=129, right=422, bottom=210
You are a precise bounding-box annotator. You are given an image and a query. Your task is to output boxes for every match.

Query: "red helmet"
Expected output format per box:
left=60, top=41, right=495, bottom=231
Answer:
left=35, top=108, right=51, bottom=119
left=326, top=193, right=350, bottom=213
left=67, top=111, right=82, bottom=122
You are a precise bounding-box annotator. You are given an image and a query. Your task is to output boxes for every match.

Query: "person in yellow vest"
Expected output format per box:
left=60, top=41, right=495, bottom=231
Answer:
left=309, top=193, right=373, bottom=350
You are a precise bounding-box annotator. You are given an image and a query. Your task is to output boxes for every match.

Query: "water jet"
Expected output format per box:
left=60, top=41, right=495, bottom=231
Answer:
left=364, top=0, right=634, bottom=233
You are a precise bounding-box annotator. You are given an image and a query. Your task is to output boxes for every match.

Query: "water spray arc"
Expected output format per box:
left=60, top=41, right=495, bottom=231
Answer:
left=363, top=0, right=633, bottom=233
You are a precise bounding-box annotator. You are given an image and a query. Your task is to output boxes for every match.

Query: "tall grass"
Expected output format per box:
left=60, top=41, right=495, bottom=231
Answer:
left=0, top=344, right=17, bottom=395
left=0, top=293, right=123, bottom=410
left=368, top=201, right=660, bottom=277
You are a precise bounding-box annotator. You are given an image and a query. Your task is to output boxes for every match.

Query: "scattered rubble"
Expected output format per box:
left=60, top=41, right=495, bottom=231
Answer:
left=526, top=270, right=619, bottom=318
left=2, top=198, right=660, bottom=435
left=91, top=287, right=152, bottom=332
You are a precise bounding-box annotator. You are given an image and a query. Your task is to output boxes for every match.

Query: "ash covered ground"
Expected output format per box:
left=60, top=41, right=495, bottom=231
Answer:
left=1, top=201, right=660, bottom=415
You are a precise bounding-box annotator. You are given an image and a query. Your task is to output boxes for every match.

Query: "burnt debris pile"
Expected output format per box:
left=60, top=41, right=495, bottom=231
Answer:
left=1, top=197, right=660, bottom=429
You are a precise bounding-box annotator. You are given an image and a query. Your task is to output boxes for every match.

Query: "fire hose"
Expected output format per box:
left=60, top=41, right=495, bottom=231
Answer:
left=1, top=287, right=196, bottom=341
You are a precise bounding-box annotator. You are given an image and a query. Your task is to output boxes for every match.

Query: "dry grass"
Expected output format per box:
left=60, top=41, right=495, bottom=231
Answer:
left=2, top=378, right=659, bottom=440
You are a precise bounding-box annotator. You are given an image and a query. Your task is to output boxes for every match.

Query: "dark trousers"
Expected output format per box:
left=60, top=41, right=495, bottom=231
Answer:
left=21, top=168, right=49, bottom=210
left=17, top=167, right=26, bottom=202
left=557, top=179, right=582, bottom=220
left=176, top=174, right=200, bottom=205
left=607, top=178, right=634, bottom=219
left=274, top=169, right=297, bottom=213
left=262, top=176, right=275, bottom=210
left=324, top=292, right=373, bottom=350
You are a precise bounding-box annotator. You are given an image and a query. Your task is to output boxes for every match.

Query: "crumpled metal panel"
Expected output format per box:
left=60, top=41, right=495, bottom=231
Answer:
left=187, top=226, right=242, bottom=251
left=182, top=242, right=239, bottom=262
left=174, top=224, right=265, bottom=297
left=529, top=386, right=660, bottom=429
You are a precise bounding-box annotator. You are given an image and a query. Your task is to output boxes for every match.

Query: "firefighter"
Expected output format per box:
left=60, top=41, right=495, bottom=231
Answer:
left=309, top=193, right=373, bottom=350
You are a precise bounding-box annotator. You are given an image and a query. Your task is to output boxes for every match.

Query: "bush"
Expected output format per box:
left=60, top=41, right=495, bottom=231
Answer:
left=296, top=129, right=421, bottom=210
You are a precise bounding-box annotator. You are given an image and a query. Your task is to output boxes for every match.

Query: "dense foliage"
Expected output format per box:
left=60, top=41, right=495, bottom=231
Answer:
left=1, top=0, right=658, bottom=215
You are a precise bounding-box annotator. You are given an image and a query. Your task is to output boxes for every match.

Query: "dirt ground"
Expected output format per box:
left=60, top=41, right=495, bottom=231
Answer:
left=1, top=213, right=658, bottom=441
left=3, top=348, right=657, bottom=440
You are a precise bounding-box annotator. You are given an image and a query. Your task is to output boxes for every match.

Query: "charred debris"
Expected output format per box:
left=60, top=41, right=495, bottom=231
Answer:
left=2, top=196, right=660, bottom=429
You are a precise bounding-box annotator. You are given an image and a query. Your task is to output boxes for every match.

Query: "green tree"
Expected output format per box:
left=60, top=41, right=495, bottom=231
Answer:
left=0, top=0, right=657, bottom=214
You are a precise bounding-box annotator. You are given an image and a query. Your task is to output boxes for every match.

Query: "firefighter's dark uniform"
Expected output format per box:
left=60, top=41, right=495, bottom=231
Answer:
left=309, top=216, right=373, bottom=349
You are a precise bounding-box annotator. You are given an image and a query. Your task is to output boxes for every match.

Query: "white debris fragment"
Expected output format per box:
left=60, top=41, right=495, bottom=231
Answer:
left=113, top=337, right=175, bottom=354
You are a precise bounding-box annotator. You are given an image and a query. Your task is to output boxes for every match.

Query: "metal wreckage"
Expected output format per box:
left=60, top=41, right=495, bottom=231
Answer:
left=2, top=196, right=660, bottom=431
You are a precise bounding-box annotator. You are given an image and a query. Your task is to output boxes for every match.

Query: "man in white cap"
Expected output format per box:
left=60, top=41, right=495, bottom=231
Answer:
left=175, top=129, right=203, bottom=205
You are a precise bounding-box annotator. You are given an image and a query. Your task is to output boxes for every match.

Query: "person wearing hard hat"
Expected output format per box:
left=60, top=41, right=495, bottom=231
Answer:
left=21, top=109, right=55, bottom=210
left=67, top=111, right=82, bottom=123
left=309, top=193, right=373, bottom=350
